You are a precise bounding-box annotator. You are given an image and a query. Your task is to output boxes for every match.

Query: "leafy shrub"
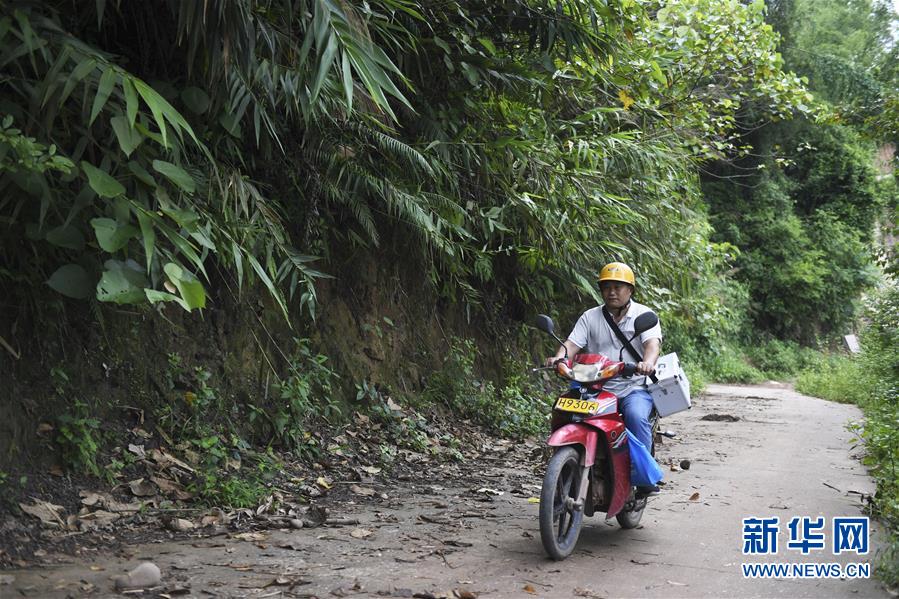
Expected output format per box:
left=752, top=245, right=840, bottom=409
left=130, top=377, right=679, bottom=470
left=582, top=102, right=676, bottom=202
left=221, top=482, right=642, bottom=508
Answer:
left=424, top=338, right=547, bottom=438
left=700, top=344, right=765, bottom=384
left=796, top=279, right=899, bottom=586
left=262, top=338, right=341, bottom=451
left=55, top=401, right=102, bottom=477
left=745, top=338, right=821, bottom=377
left=795, top=354, right=868, bottom=404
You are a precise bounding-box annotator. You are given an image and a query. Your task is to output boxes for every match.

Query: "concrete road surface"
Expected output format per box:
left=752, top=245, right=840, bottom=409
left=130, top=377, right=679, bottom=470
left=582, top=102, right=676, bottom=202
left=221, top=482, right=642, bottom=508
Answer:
left=5, top=383, right=892, bottom=598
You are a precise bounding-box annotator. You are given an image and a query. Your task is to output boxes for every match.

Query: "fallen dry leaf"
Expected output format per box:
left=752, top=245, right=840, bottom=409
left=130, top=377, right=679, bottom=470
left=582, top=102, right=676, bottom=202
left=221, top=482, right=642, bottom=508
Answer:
left=523, top=584, right=537, bottom=594
left=127, top=444, right=146, bottom=458
left=148, top=448, right=196, bottom=473
left=80, top=491, right=103, bottom=507
left=316, top=476, right=332, bottom=490
left=128, top=478, right=157, bottom=497
left=350, top=528, right=373, bottom=539
left=77, top=510, right=121, bottom=530
left=36, top=422, right=54, bottom=434
left=132, top=427, right=153, bottom=439
left=167, top=518, right=195, bottom=532
left=350, top=485, right=375, bottom=497
left=689, top=492, right=700, bottom=501
left=360, top=466, right=381, bottom=475
left=19, top=500, right=66, bottom=527
left=455, top=590, right=477, bottom=599
left=256, top=495, right=274, bottom=515
left=150, top=476, right=188, bottom=497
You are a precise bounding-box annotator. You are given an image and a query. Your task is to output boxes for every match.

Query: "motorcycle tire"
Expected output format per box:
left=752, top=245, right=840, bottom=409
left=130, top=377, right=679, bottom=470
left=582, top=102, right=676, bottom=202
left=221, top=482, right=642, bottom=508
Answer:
left=539, top=446, right=585, bottom=560
left=616, top=496, right=647, bottom=528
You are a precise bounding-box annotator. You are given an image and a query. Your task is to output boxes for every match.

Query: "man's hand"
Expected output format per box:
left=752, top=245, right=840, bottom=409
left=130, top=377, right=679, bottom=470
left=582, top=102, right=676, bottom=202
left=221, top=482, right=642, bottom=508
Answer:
left=636, top=361, right=655, bottom=375
left=544, top=355, right=563, bottom=367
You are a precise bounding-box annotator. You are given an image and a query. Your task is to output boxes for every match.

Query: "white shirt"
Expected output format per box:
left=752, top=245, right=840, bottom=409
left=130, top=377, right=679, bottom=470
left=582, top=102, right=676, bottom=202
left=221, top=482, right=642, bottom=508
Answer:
left=567, top=300, right=662, bottom=397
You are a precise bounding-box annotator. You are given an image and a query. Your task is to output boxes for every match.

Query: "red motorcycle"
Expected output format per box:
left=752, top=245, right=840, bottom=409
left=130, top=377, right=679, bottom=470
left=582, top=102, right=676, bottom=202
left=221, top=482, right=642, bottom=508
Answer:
left=534, top=312, right=663, bottom=560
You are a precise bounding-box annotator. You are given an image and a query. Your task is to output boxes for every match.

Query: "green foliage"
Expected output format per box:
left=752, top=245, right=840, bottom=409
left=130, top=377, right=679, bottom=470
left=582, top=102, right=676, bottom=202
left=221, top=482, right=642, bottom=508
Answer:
left=700, top=344, right=765, bottom=384
left=795, top=354, right=867, bottom=404
left=0, top=0, right=813, bottom=340
left=189, top=437, right=277, bottom=508
left=262, top=338, right=341, bottom=451
left=424, top=339, right=547, bottom=438
left=704, top=119, right=882, bottom=342
left=744, top=338, right=819, bottom=377
left=796, top=278, right=899, bottom=586
left=55, top=400, right=103, bottom=477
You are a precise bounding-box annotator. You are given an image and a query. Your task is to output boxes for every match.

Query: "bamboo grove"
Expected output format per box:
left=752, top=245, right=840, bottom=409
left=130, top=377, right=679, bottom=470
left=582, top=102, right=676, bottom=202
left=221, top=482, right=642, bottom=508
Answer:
left=1, top=0, right=815, bottom=341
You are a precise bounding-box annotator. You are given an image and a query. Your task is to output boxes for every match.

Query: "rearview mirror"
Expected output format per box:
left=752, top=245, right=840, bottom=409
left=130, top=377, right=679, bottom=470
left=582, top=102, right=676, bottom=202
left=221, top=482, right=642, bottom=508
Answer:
left=633, top=311, right=659, bottom=335
left=534, top=314, right=555, bottom=335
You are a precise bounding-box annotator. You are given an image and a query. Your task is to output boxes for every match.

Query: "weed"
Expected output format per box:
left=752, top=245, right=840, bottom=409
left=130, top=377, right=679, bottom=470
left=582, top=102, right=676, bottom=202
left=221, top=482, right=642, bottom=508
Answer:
left=262, top=338, right=341, bottom=450
left=55, top=400, right=102, bottom=476
left=795, top=354, right=867, bottom=404
left=700, top=343, right=765, bottom=384
left=423, top=338, right=547, bottom=438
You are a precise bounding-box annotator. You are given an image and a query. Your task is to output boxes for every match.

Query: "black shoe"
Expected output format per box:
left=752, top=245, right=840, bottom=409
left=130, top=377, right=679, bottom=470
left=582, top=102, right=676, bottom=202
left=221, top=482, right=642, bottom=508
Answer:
left=635, top=485, right=660, bottom=498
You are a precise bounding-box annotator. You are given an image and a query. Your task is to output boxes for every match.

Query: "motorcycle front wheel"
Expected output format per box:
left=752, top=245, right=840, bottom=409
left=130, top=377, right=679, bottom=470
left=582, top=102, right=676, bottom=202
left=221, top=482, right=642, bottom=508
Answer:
left=539, top=446, right=585, bottom=560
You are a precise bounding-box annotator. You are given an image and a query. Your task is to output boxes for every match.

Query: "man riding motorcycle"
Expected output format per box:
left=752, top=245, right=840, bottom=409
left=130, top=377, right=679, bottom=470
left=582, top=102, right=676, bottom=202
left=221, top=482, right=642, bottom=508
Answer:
left=544, top=262, right=662, bottom=496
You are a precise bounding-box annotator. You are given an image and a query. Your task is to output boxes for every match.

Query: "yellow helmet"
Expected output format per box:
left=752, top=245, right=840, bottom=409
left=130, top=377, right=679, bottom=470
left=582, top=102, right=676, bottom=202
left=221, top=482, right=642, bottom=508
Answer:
left=598, top=262, right=635, bottom=286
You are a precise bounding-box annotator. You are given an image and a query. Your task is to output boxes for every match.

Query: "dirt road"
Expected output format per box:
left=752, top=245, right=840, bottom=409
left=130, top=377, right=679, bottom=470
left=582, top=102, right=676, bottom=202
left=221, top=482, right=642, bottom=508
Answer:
left=5, top=384, right=891, bottom=598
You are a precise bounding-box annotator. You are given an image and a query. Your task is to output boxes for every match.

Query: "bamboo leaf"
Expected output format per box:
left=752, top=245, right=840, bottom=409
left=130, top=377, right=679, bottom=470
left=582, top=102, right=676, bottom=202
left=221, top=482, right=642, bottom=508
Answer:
left=152, top=160, right=196, bottom=193
left=310, top=33, right=338, bottom=104
left=111, top=116, right=144, bottom=157
left=81, top=161, right=125, bottom=198
left=144, top=288, right=188, bottom=309
left=59, top=58, right=96, bottom=107
left=132, top=79, right=170, bottom=146
left=122, top=76, right=139, bottom=127
left=340, top=50, right=353, bottom=112
left=89, top=67, right=116, bottom=125
left=135, top=209, right=156, bottom=273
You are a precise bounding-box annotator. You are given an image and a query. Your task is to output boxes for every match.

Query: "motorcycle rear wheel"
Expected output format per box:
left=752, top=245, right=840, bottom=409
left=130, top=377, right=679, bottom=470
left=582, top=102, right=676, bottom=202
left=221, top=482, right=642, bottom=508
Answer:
left=539, top=446, right=585, bottom=560
left=616, top=496, right=647, bottom=528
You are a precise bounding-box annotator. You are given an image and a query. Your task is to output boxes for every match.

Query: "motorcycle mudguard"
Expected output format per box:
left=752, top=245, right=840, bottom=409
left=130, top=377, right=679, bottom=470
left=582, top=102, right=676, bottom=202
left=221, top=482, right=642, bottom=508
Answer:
left=605, top=429, right=632, bottom=518
left=547, top=424, right=598, bottom=466
left=581, top=416, right=631, bottom=517
left=549, top=417, right=631, bottom=517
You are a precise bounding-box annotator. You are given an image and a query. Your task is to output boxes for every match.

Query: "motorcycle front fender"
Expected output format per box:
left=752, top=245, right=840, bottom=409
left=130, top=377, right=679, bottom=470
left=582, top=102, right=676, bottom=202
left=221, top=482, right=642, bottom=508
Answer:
left=546, top=424, right=599, bottom=467
left=547, top=420, right=632, bottom=518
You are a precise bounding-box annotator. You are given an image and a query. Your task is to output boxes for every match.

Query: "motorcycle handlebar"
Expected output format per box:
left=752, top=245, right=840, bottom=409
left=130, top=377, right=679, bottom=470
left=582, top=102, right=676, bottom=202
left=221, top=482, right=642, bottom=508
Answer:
left=623, top=362, right=659, bottom=384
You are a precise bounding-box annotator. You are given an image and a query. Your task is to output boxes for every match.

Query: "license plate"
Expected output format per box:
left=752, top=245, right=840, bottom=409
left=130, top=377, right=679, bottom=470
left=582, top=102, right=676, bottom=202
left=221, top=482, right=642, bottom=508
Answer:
left=554, top=397, right=598, bottom=415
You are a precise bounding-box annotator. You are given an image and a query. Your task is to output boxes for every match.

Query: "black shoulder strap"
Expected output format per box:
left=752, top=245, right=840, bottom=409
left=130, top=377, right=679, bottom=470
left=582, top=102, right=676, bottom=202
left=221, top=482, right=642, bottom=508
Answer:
left=602, top=306, right=643, bottom=362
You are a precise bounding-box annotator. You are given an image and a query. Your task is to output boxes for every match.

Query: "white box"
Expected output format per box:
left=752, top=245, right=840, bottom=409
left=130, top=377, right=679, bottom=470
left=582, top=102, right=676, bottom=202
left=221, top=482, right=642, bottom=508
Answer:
left=649, top=353, right=691, bottom=417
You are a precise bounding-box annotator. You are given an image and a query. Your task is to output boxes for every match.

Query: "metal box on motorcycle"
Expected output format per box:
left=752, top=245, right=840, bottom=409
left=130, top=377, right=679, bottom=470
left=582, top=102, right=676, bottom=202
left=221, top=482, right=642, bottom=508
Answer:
left=649, top=352, right=691, bottom=417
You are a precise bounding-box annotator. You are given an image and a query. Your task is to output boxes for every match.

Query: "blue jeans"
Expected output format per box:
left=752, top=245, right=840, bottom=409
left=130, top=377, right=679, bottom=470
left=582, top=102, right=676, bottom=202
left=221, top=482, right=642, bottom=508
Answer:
left=620, top=388, right=654, bottom=452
